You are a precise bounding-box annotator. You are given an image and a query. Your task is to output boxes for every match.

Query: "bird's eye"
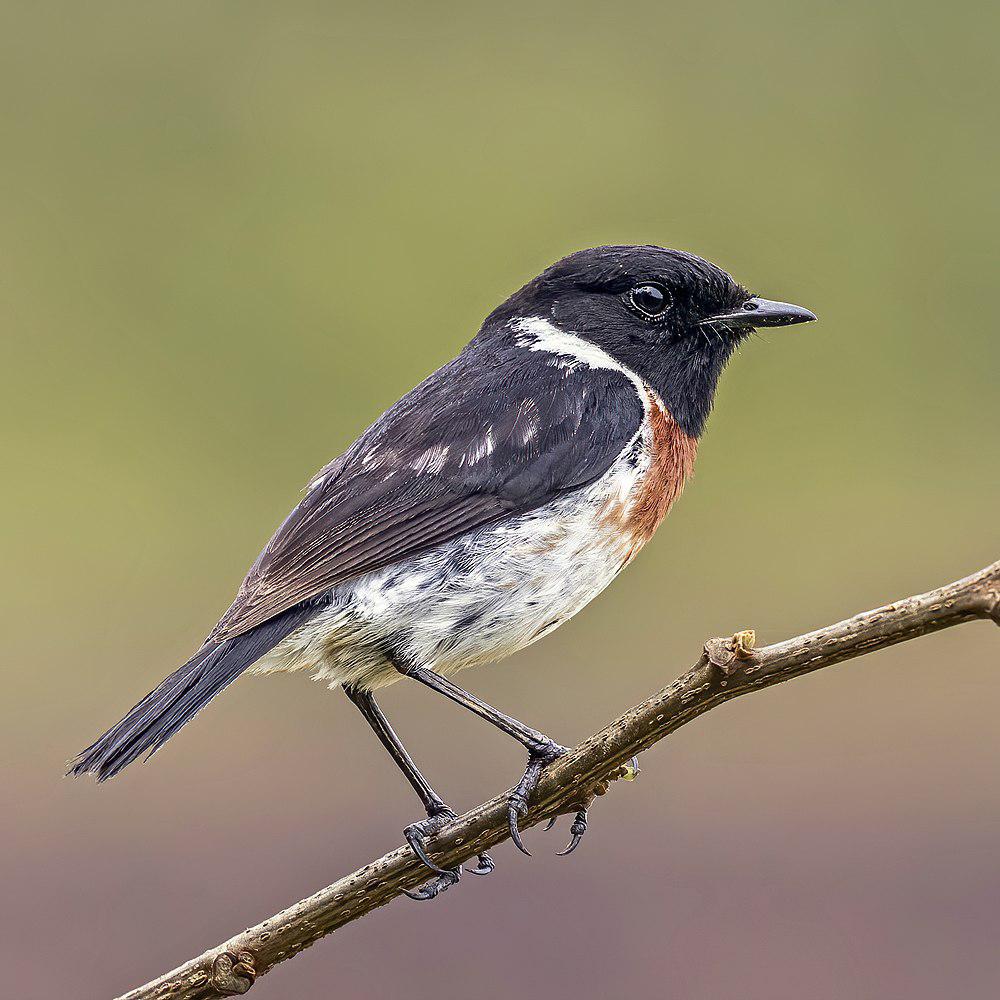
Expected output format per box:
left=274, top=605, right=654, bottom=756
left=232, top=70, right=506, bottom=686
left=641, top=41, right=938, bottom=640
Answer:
left=627, top=283, right=671, bottom=319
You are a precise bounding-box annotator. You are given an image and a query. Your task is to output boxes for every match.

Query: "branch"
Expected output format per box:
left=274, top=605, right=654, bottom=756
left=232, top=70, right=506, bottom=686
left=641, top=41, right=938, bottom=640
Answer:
left=117, top=560, right=1000, bottom=1000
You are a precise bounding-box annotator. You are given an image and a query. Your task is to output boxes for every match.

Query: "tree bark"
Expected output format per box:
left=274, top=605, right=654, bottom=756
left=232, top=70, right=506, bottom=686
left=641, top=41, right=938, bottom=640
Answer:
left=116, top=559, right=1000, bottom=1000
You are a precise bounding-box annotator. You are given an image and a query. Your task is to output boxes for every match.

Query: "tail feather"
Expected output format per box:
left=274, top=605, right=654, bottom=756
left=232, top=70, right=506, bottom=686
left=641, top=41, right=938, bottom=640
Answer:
left=69, top=602, right=320, bottom=781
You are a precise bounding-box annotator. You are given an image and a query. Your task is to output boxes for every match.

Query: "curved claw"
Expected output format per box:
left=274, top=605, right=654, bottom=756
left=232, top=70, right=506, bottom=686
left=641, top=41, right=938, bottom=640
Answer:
left=556, top=809, right=588, bottom=857
left=466, top=852, right=495, bottom=875
left=544, top=817, right=558, bottom=832
left=556, top=832, right=585, bottom=856
left=508, top=802, right=531, bottom=856
left=403, top=885, right=438, bottom=901
left=403, top=868, right=461, bottom=901
left=404, top=829, right=454, bottom=877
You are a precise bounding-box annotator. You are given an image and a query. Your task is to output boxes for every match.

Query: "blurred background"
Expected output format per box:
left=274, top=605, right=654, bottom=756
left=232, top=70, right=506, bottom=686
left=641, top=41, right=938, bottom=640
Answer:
left=2, top=2, right=999, bottom=998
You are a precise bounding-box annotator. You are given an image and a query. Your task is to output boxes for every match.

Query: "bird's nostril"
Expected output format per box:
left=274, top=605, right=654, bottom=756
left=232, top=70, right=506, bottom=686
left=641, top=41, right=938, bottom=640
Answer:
left=741, top=301, right=759, bottom=312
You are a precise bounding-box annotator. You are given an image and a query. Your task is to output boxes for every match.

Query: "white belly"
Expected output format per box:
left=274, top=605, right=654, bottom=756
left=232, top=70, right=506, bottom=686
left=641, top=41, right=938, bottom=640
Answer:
left=254, top=433, right=653, bottom=691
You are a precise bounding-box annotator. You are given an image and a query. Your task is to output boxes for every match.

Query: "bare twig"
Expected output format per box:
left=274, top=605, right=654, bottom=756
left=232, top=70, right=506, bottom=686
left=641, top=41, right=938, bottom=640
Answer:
left=116, top=560, right=1000, bottom=1000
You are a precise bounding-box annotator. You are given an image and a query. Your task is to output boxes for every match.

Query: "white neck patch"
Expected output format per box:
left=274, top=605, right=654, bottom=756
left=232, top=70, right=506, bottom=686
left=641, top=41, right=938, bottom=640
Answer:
left=511, top=316, right=657, bottom=407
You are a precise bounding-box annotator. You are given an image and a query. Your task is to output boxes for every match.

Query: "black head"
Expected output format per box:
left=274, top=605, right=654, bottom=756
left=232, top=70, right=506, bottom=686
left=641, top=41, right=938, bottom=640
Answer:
left=479, top=245, right=815, bottom=437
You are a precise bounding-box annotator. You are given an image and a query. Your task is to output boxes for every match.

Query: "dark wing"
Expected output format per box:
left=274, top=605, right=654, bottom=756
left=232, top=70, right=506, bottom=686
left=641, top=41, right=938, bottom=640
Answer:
left=208, top=343, right=643, bottom=643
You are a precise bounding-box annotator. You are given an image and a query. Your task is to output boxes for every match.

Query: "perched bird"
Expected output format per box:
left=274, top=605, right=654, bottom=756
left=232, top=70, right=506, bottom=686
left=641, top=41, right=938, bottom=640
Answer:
left=71, top=245, right=815, bottom=898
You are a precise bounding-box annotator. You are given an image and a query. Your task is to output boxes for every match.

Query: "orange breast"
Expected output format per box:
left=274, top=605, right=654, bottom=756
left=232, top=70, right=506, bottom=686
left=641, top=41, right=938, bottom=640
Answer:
left=601, top=389, right=698, bottom=552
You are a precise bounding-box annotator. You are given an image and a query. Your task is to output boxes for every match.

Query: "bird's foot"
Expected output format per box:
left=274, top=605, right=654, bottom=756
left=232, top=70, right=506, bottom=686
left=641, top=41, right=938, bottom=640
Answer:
left=507, top=741, right=570, bottom=855
left=403, top=867, right=460, bottom=902
left=540, top=755, right=640, bottom=855
left=543, top=807, right=590, bottom=856
left=403, top=806, right=495, bottom=901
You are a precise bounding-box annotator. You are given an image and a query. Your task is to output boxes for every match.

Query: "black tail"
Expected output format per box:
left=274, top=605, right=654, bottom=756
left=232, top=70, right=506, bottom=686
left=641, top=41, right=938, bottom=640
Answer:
left=69, top=602, right=320, bottom=781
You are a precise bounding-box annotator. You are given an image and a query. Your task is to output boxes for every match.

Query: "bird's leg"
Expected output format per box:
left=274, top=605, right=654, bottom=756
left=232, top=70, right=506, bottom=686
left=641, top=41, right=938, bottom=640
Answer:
left=343, top=685, right=493, bottom=901
left=391, top=661, right=573, bottom=856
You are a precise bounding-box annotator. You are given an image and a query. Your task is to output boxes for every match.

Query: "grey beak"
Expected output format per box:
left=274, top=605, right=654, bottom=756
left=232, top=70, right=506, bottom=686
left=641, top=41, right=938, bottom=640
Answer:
left=701, top=296, right=817, bottom=329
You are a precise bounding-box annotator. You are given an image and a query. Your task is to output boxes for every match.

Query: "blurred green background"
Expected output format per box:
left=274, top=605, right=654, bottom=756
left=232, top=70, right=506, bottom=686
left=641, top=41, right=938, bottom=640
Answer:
left=2, top=3, right=999, bottom=998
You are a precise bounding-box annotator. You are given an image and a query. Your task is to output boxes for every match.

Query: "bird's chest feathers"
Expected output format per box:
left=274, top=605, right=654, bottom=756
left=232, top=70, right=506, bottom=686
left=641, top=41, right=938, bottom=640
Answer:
left=596, top=389, right=698, bottom=559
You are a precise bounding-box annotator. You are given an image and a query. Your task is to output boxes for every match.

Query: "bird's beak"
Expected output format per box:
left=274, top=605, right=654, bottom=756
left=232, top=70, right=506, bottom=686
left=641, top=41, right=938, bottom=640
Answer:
left=701, top=297, right=817, bottom=329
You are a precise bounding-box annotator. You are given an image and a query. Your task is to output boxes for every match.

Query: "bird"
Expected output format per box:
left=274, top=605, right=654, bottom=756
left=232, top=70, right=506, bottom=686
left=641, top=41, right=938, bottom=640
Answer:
left=70, top=245, right=815, bottom=899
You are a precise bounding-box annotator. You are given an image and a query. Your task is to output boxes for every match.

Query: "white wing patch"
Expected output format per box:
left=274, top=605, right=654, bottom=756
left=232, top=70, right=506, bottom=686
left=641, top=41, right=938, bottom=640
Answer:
left=461, top=424, right=496, bottom=466
left=410, top=443, right=451, bottom=475
left=512, top=397, right=540, bottom=447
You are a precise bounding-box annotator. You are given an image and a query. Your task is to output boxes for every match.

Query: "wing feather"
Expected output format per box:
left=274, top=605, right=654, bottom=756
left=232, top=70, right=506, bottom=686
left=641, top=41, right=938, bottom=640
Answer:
left=209, top=344, right=643, bottom=643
